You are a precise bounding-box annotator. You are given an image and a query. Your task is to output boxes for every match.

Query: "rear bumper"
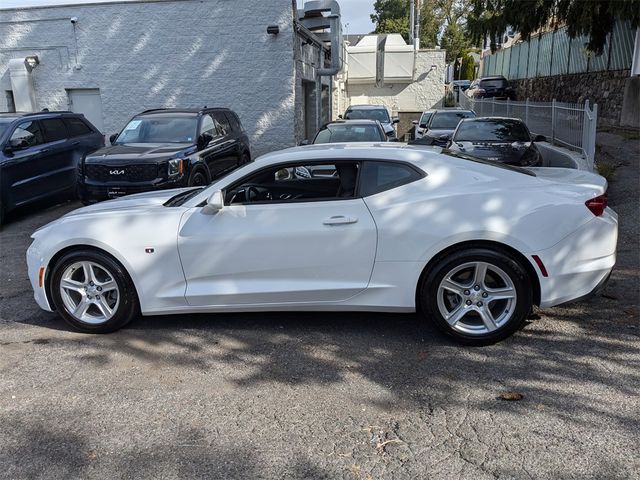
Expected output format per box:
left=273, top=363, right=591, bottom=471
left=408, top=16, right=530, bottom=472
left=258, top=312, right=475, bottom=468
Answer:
left=532, top=207, right=618, bottom=308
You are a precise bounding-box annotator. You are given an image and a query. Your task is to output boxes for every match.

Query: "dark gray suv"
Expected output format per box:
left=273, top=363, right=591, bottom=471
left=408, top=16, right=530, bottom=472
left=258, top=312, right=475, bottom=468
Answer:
left=0, top=111, right=104, bottom=223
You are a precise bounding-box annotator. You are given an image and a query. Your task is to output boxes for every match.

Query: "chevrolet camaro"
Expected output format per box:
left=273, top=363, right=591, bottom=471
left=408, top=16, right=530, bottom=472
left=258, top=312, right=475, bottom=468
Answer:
left=27, top=144, right=618, bottom=345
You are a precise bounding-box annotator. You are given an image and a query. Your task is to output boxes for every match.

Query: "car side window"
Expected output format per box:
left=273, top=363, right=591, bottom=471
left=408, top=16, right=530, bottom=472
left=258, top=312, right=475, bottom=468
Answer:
left=10, top=121, right=44, bottom=148
left=199, top=114, right=217, bottom=137
left=225, top=162, right=358, bottom=205
left=213, top=112, right=230, bottom=136
left=64, top=118, right=92, bottom=137
left=41, top=118, right=68, bottom=142
left=359, top=161, right=423, bottom=197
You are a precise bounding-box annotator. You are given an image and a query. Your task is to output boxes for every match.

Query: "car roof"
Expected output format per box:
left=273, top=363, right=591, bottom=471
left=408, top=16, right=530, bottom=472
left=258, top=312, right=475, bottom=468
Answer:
left=323, top=119, right=381, bottom=126
left=137, top=107, right=230, bottom=117
left=345, top=105, right=388, bottom=110
left=0, top=111, right=84, bottom=121
left=460, top=116, right=524, bottom=122
left=432, top=109, right=474, bottom=114
left=479, top=76, right=507, bottom=80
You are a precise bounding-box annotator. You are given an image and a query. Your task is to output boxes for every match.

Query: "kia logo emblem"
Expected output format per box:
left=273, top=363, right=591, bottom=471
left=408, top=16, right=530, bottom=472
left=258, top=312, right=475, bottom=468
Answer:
left=110, top=169, right=125, bottom=175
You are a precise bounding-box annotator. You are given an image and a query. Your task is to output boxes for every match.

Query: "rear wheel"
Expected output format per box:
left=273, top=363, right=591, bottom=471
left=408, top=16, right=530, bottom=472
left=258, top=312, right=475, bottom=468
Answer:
left=420, top=248, right=532, bottom=345
left=50, top=249, right=139, bottom=333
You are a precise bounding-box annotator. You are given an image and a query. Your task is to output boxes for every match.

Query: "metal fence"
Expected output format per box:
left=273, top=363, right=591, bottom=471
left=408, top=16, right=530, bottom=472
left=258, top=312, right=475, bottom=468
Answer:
left=482, top=19, right=637, bottom=78
left=459, top=94, right=598, bottom=168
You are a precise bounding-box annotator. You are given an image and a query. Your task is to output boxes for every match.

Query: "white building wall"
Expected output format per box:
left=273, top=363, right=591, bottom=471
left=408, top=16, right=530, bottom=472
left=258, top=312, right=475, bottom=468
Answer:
left=345, top=49, right=446, bottom=115
left=0, top=0, right=296, bottom=156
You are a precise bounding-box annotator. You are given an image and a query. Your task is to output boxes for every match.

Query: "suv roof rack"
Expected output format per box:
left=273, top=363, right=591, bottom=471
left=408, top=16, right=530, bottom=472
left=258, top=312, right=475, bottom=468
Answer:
left=22, top=110, right=74, bottom=116
left=139, top=107, right=231, bottom=115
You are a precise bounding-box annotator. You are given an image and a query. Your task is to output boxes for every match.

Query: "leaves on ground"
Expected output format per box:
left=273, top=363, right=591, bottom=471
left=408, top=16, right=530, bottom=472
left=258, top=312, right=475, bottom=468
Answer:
left=499, top=391, right=524, bottom=401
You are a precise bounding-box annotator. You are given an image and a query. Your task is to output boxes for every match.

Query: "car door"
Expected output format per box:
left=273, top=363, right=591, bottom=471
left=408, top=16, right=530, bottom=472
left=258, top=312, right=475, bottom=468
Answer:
left=198, top=114, right=232, bottom=178
left=40, top=118, right=78, bottom=192
left=2, top=120, right=51, bottom=209
left=213, top=111, right=240, bottom=171
left=177, top=160, right=377, bottom=307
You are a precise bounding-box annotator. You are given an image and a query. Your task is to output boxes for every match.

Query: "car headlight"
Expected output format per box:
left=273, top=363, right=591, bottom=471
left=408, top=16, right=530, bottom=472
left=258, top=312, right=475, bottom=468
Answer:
left=168, top=159, right=184, bottom=178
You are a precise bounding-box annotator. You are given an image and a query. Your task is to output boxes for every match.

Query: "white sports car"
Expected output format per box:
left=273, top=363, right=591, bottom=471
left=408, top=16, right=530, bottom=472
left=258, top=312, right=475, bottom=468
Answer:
left=27, top=144, right=618, bottom=345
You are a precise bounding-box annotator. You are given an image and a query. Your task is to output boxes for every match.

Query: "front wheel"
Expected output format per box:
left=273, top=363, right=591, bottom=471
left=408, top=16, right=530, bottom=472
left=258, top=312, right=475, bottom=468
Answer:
left=420, top=248, right=532, bottom=345
left=50, top=249, right=139, bottom=333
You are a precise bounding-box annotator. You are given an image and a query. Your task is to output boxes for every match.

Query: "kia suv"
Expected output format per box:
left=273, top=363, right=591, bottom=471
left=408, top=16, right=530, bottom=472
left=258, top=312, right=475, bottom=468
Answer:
left=78, top=108, right=251, bottom=203
left=0, top=111, right=103, bottom=223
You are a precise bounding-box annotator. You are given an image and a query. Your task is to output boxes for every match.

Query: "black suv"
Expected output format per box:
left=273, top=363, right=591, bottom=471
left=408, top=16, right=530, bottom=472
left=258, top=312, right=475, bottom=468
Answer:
left=0, top=111, right=104, bottom=223
left=78, top=107, right=251, bottom=203
left=467, top=76, right=516, bottom=100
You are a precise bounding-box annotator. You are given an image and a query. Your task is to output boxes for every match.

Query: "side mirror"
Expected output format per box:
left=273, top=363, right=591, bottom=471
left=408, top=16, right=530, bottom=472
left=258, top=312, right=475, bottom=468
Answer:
left=299, top=139, right=310, bottom=146
left=392, top=117, right=400, bottom=124
left=412, top=120, right=418, bottom=125
left=338, top=115, right=343, bottom=119
left=202, top=190, right=224, bottom=214
left=5, top=138, right=28, bottom=153
left=197, top=133, right=214, bottom=150
left=533, top=134, right=547, bottom=142
left=419, top=123, right=427, bottom=129
left=109, top=133, right=118, bottom=145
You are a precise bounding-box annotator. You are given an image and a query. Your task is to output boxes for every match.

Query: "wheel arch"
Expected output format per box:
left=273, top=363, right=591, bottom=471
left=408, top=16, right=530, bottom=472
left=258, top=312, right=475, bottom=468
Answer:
left=415, top=239, right=541, bottom=309
left=189, top=160, right=211, bottom=183
left=45, top=244, right=142, bottom=312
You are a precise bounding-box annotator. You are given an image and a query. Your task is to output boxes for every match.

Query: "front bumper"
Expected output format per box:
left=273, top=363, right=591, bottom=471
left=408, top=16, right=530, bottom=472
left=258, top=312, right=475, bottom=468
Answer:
left=532, top=207, right=618, bottom=308
left=79, top=177, right=187, bottom=204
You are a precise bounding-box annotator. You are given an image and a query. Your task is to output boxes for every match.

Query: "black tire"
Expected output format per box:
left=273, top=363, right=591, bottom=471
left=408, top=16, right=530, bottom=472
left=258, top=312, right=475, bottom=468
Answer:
left=419, top=248, right=532, bottom=345
left=188, top=167, right=209, bottom=187
left=50, top=249, right=139, bottom=333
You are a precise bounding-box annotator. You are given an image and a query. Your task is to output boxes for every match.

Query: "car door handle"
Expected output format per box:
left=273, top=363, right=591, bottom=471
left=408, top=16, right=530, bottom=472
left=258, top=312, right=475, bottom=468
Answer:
left=323, top=215, right=358, bottom=225
left=39, top=148, right=50, bottom=154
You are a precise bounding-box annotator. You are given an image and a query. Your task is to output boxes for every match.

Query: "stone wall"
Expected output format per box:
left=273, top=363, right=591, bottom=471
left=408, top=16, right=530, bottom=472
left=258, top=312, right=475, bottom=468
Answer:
left=0, top=0, right=297, bottom=156
left=509, top=70, right=632, bottom=127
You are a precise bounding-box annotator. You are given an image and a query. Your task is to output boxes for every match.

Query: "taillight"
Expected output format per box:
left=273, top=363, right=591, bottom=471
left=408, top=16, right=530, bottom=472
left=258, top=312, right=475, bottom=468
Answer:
left=585, top=193, right=608, bottom=216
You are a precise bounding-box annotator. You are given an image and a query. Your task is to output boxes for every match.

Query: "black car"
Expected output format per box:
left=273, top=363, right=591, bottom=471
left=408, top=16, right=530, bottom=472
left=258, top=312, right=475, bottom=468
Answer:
left=305, top=120, right=387, bottom=144
left=467, top=76, right=516, bottom=100
left=447, top=117, right=547, bottom=167
left=0, top=111, right=104, bottom=223
left=409, top=109, right=476, bottom=147
left=79, top=107, right=251, bottom=203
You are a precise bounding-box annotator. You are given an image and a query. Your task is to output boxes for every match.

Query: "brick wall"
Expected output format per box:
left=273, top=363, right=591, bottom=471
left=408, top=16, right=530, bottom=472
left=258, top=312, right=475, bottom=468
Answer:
left=0, top=0, right=296, bottom=156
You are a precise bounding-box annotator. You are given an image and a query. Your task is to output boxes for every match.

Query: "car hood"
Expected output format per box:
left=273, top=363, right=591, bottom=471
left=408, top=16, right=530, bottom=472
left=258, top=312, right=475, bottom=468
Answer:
left=85, top=143, right=196, bottom=164
left=452, top=141, right=531, bottom=162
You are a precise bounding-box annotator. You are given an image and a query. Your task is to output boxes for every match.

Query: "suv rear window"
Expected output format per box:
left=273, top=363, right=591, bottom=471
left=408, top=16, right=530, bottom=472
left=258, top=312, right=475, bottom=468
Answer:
left=64, top=117, right=93, bottom=137
left=360, top=161, right=423, bottom=196
left=41, top=118, right=68, bottom=142
left=479, top=78, right=507, bottom=88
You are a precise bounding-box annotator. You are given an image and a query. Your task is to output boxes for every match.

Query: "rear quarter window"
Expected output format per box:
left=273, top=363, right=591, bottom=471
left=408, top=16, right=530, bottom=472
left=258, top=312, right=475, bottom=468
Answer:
left=360, top=161, right=424, bottom=196
left=64, top=117, right=93, bottom=137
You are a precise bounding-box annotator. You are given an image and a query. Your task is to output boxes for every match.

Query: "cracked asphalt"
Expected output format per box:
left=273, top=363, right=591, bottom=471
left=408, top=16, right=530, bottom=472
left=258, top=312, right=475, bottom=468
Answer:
left=1, top=131, right=638, bottom=479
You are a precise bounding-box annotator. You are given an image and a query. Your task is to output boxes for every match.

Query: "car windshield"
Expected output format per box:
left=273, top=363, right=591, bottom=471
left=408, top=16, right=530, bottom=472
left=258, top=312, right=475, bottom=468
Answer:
left=430, top=111, right=475, bottom=129
left=115, top=116, right=197, bottom=144
left=419, top=112, right=433, bottom=125
left=344, top=108, right=390, bottom=123
left=314, top=124, right=383, bottom=143
left=454, top=120, right=531, bottom=142
left=480, top=79, right=507, bottom=88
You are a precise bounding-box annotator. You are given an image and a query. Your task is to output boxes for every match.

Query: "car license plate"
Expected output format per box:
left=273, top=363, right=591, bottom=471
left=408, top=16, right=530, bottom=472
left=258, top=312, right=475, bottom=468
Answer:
left=107, top=188, right=127, bottom=199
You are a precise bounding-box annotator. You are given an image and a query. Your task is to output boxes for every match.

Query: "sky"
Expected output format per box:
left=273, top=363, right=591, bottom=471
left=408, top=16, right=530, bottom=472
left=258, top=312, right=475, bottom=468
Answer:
left=3, top=0, right=377, bottom=34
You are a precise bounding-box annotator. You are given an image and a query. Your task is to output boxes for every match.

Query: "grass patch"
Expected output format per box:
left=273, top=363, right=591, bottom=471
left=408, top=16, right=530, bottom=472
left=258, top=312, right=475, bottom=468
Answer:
left=596, top=161, right=618, bottom=181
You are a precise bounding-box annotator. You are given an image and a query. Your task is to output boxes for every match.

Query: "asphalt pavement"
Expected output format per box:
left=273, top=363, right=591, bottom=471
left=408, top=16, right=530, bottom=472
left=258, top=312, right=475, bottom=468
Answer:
left=1, top=132, right=638, bottom=479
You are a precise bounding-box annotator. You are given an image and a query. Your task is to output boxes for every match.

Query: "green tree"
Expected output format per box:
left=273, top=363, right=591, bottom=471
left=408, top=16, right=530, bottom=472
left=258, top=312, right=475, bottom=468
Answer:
left=370, top=0, right=442, bottom=48
left=459, top=52, right=476, bottom=80
left=467, top=0, right=640, bottom=55
left=440, top=22, right=469, bottom=63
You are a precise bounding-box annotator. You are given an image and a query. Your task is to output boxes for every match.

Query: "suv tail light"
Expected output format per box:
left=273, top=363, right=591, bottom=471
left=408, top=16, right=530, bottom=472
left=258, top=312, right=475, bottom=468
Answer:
left=585, top=193, right=608, bottom=216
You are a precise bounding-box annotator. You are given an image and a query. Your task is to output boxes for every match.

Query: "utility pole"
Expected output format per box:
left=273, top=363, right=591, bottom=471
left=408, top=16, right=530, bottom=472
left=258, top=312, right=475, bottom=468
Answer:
left=409, top=0, right=415, bottom=45
left=414, top=0, right=421, bottom=50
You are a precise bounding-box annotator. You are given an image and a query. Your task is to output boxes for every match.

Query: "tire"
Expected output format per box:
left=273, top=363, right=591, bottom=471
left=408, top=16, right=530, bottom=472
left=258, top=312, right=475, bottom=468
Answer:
left=419, top=248, right=532, bottom=345
left=188, top=168, right=208, bottom=187
left=49, top=249, right=139, bottom=333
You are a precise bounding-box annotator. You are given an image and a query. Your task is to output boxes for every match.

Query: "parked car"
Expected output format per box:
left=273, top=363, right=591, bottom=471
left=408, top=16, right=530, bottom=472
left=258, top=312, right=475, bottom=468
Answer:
left=450, top=80, right=472, bottom=93
left=466, top=76, right=515, bottom=100
left=28, top=144, right=617, bottom=345
left=0, top=111, right=104, bottom=223
left=409, top=109, right=476, bottom=147
left=305, top=120, right=387, bottom=144
left=342, top=105, right=399, bottom=140
left=448, top=117, right=547, bottom=167
left=78, top=107, right=250, bottom=204
left=412, top=110, right=435, bottom=139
